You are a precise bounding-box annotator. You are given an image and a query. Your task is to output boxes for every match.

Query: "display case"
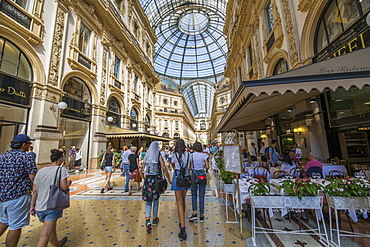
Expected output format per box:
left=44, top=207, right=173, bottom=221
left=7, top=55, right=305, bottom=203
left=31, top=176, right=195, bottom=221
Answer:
left=338, top=132, right=370, bottom=171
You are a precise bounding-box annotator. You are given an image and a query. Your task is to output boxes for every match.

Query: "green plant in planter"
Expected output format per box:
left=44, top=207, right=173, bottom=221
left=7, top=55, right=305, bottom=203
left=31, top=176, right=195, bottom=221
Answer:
left=278, top=178, right=323, bottom=200
left=249, top=181, right=276, bottom=196
left=220, top=170, right=234, bottom=184
left=214, top=156, right=224, bottom=170
left=324, top=178, right=370, bottom=197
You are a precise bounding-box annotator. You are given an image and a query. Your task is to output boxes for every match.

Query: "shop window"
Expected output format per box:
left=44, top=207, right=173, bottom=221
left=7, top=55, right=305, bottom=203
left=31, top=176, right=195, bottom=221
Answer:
left=0, top=37, right=32, bottom=81
left=264, top=0, right=274, bottom=36
left=273, top=58, right=289, bottom=75
left=315, top=0, right=366, bottom=54
left=63, top=77, right=91, bottom=102
left=78, top=22, right=91, bottom=56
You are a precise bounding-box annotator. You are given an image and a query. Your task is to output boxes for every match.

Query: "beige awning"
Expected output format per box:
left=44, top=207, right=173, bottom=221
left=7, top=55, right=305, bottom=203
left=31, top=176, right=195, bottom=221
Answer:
left=63, top=128, right=88, bottom=140
left=216, top=47, right=370, bottom=132
left=105, top=126, right=173, bottom=141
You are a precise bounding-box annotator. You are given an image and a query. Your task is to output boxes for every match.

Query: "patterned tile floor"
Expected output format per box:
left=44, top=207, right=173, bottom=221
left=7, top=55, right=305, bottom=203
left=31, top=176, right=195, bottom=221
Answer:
left=1, top=170, right=368, bottom=246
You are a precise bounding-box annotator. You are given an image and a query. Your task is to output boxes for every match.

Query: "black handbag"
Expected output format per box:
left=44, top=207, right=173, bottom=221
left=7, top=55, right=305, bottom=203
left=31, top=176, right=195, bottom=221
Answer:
left=175, top=153, right=191, bottom=188
left=155, top=160, right=167, bottom=194
left=47, top=167, right=70, bottom=210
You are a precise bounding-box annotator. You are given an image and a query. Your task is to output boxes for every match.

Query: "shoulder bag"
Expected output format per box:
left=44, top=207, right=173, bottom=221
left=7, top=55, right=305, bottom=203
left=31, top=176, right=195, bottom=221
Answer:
left=175, top=152, right=191, bottom=188
left=155, top=155, right=168, bottom=194
left=47, top=167, right=70, bottom=210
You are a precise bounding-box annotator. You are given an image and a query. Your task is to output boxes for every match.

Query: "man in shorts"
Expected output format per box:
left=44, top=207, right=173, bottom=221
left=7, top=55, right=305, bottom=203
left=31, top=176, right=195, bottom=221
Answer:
left=0, top=134, right=38, bottom=247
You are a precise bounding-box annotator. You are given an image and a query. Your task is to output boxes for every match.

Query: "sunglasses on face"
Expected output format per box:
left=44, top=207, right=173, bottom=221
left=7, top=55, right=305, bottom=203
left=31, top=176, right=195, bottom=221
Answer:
left=26, top=142, right=32, bottom=144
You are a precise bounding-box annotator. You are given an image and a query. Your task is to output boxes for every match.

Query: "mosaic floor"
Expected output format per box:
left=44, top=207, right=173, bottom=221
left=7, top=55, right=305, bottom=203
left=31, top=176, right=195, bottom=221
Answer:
left=1, top=170, right=368, bottom=246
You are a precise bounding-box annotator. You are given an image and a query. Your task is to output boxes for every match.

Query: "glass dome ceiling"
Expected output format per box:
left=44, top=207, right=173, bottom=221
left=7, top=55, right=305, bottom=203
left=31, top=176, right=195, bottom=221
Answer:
left=139, top=0, right=228, bottom=118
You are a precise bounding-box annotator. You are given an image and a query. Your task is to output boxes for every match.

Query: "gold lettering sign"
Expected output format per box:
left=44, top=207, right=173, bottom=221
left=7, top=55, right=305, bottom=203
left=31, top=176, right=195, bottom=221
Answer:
left=348, top=104, right=370, bottom=118
left=328, top=33, right=366, bottom=59
left=0, top=86, right=27, bottom=98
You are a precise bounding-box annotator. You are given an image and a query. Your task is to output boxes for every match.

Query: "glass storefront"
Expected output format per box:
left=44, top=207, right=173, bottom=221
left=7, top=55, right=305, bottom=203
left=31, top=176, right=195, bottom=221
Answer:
left=59, top=77, right=91, bottom=169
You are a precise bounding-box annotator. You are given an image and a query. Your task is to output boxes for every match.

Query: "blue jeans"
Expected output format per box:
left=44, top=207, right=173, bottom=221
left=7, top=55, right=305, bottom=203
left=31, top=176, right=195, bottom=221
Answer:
left=191, top=170, right=206, bottom=214
left=124, top=164, right=130, bottom=191
left=146, top=200, right=159, bottom=218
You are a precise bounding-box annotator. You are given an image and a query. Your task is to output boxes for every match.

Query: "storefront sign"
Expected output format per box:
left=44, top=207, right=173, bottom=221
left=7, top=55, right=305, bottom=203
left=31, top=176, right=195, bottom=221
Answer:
left=61, top=96, right=91, bottom=121
left=315, top=20, right=370, bottom=62
left=0, top=72, right=32, bottom=106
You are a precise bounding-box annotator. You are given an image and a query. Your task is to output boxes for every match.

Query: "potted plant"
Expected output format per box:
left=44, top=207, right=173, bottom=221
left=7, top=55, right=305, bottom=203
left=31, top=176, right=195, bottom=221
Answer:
left=324, top=178, right=370, bottom=210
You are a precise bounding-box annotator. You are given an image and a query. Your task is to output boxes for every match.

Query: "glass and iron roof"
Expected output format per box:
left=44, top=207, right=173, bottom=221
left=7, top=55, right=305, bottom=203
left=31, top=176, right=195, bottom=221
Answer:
left=139, top=0, right=228, bottom=118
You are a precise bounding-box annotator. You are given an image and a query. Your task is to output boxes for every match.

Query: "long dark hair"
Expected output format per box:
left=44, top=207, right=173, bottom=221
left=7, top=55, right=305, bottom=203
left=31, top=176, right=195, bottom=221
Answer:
left=174, top=139, right=186, bottom=162
left=106, top=146, right=113, bottom=154
left=50, top=149, right=64, bottom=162
left=282, top=154, right=294, bottom=166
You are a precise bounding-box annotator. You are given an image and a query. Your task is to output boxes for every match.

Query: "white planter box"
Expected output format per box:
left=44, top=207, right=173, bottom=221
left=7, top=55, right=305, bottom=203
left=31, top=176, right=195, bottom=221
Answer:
left=224, top=183, right=234, bottom=194
left=251, top=196, right=323, bottom=209
left=326, top=195, right=370, bottom=210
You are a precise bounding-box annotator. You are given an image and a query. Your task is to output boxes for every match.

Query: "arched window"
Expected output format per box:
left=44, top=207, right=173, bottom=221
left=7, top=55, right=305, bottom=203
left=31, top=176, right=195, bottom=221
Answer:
left=130, top=108, right=138, bottom=130
left=0, top=37, right=32, bottom=81
left=107, top=97, right=121, bottom=127
left=63, top=77, right=91, bottom=102
left=200, top=120, right=206, bottom=130
left=162, top=132, right=169, bottom=138
left=174, top=133, right=180, bottom=140
left=315, top=0, right=369, bottom=54
left=273, top=58, right=288, bottom=75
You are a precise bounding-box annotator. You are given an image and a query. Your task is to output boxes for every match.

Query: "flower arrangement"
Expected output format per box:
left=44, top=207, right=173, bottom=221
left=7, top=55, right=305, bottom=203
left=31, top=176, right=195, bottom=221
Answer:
left=277, top=178, right=324, bottom=200
left=324, top=178, right=370, bottom=197
left=249, top=179, right=277, bottom=196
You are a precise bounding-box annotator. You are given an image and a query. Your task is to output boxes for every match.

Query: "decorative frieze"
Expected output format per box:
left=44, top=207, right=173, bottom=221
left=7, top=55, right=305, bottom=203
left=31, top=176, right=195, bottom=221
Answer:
left=34, top=125, right=62, bottom=140
left=297, top=0, right=313, bottom=13
left=281, top=0, right=299, bottom=67
left=33, top=88, right=60, bottom=103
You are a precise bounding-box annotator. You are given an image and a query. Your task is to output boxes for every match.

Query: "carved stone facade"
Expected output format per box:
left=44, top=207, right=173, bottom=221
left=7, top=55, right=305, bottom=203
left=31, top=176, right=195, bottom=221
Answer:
left=281, top=0, right=299, bottom=67
left=48, top=7, right=66, bottom=86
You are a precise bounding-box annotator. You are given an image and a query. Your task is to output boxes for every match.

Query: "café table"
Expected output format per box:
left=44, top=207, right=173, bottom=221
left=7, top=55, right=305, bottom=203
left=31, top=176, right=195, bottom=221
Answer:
left=322, top=163, right=347, bottom=176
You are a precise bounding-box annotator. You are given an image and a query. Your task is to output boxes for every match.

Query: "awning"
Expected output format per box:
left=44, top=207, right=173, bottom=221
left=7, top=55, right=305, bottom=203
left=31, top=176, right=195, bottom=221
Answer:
left=63, top=128, right=88, bottom=139
left=216, top=47, right=370, bottom=132
left=105, top=126, right=174, bottom=142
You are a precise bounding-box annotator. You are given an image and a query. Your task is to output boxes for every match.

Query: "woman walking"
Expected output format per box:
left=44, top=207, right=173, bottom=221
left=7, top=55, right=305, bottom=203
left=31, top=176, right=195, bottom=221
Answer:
left=30, top=149, right=71, bottom=247
left=100, top=146, right=115, bottom=193
left=128, top=146, right=140, bottom=195
left=189, top=142, right=209, bottom=223
left=141, top=141, right=171, bottom=232
left=169, top=139, right=192, bottom=240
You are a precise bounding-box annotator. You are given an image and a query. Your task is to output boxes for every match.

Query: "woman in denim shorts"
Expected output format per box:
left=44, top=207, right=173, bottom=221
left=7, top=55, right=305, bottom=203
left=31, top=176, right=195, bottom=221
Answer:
left=30, top=149, right=71, bottom=247
left=100, top=146, right=116, bottom=193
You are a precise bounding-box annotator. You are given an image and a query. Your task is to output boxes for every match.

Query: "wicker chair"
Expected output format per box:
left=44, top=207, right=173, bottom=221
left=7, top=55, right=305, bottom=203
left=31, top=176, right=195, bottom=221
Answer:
left=253, top=166, right=270, bottom=180
left=328, top=170, right=347, bottom=179
left=273, top=170, right=290, bottom=179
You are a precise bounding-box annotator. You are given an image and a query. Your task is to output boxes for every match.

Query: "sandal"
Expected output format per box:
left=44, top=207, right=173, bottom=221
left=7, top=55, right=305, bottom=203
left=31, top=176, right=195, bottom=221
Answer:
left=59, top=237, right=68, bottom=247
left=128, top=192, right=132, bottom=195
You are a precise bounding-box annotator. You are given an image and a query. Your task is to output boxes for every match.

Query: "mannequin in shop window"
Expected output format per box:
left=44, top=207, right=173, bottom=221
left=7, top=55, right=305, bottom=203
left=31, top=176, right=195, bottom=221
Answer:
left=68, top=146, right=76, bottom=171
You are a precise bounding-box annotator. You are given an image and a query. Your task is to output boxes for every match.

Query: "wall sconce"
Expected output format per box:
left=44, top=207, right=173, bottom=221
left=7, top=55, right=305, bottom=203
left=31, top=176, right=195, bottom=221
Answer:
left=50, top=101, right=67, bottom=112
left=101, top=116, right=114, bottom=124
left=309, top=98, right=316, bottom=104
left=132, top=123, right=137, bottom=128
left=147, top=128, right=151, bottom=132
left=293, top=127, right=303, bottom=135
left=260, top=134, right=267, bottom=138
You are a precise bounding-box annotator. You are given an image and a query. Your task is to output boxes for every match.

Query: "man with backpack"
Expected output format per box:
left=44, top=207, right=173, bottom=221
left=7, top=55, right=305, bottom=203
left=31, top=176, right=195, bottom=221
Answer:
left=267, top=140, right=279, bottom=167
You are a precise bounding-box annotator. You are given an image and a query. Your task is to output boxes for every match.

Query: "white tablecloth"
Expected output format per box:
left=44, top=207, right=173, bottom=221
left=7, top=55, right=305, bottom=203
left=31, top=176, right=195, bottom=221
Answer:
left=322, top=164, right=347, bottom=176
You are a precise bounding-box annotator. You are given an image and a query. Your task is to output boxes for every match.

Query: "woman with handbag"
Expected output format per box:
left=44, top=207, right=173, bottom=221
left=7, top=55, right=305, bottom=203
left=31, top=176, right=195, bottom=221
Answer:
left=189, top=142, right=209, bottom=223
left=100, top=146, right=115, bottom=193
left=30, top=149, right=71, bottom=247
left=169, top=139, right=192, bottom=240
left=141, top=141, right=171, bottom=233
left=127, top=146, right=141, bottom=195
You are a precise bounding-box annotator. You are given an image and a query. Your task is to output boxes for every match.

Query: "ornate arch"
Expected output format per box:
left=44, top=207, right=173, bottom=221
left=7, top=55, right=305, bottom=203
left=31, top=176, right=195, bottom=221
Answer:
left=300, top=0, right=327, bottom=63
left=265, top=50, right=290, bottom=77
left=60, top=71, right=99, bottom=105
left=107, top=92, right=125, bottom=114
left=0, top=25, right=45, bottom=84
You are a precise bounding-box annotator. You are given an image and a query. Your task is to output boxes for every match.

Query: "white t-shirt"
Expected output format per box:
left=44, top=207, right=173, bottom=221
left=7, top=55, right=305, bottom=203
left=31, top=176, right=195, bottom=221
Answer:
left=295, top=148, right=302, bottom=159
left=171, top=151, right=191, bottom=170
left=192, top=152, right=208, bottom=171
left=260, top=146, right=266, bottom=156
left=75, top=151, right=82, bottom=160
left=249, top=146, right=257, bottom=156
left=34, top=166, right=69, bottom=211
